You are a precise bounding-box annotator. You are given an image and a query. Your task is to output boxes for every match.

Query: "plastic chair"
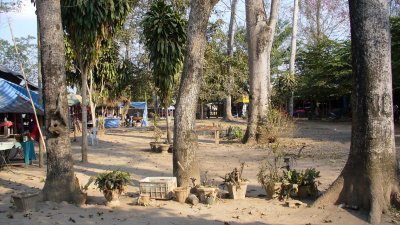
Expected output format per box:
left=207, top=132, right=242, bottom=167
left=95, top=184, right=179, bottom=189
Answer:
left=88, top=128, right=98, bottom=146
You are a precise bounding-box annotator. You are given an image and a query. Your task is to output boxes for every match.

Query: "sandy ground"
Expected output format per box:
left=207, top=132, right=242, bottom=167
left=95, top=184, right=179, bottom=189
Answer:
left=0, top=118, right=399, bottom=225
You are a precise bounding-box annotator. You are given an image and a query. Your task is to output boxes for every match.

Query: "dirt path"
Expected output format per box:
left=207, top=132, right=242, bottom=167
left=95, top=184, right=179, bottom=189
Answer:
left=0, top=119, right=398, bottom=224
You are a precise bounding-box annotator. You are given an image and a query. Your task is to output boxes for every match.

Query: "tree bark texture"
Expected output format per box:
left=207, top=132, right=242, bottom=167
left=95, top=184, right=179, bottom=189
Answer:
left=173, top=0, right=219, bottom=187
left=223, top=0, right=238, bottom=122
left=314, top=1, right=398, bottom=224
left=88, top=70, right=96, bottom=128
left=37, top=0, right=82, bottom=203
left=288, top=0, right=299, bottom=116
left=81, top=66, right=88, bottom=163
left=243, top=0, right=280, bottom=144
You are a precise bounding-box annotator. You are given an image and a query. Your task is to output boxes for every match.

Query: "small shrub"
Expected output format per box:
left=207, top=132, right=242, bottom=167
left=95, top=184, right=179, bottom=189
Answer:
left=221, top=162, right=247, bottom=185
left=257, top=108, right=295, bottom=143
left=94, top=170, right=131, bottom=193
left=225, top=126, right=243, bottom=140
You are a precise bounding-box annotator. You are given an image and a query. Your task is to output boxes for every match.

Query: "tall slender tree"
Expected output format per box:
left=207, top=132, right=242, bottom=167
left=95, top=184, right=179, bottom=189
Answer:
left=222, top=0, right=238, bottom=121
left=314, top=0, right=400, bottom=224
left=36, top=0, right=82, bottom=203
left=142, top=1, right=187, bottom=144
left=173, top=0, right=219, bottom=187
left=288, top=0, right=299, bottom=116
left=242, top=0, right=280, bottom=144
left=61, top=0, right=132, bottom=162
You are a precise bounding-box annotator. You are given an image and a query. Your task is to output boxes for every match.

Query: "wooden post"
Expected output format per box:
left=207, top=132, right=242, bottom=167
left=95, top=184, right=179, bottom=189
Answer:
left=215, top=129, right=219, bottom=145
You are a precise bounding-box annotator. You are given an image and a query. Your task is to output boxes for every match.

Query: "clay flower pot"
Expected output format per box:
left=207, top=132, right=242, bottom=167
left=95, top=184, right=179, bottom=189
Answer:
left=264, top=182, right=282, bottom=199
left=225, top=181, right=249, bottom=199
left=174, top=187, right=189, bottom=203
left=103, top=189, right=121, bottom=206
left=158, top=144, right=171, bottom=153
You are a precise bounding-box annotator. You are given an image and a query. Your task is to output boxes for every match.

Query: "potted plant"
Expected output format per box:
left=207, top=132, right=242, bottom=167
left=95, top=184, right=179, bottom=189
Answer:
left=258, top=144, right=283, bottom=199
left=149, top=113, right=163, bottom=152
left=222, top=163, right=249, bottom=199
left=281, top=169, right=302, bottom=199
left=297, top=168, right=320, bottom=199
left=94, top=170, right=130, bottom=206
left=195, top=171, right=219, bottom=204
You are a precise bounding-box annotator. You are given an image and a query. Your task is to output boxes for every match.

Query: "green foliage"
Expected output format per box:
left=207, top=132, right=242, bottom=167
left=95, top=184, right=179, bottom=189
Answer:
left=392, top=17, right=400, bottom=90
left=224, top=126, right=243, bottom=140
left=94, top=170, right=131, bottom=192
left=201, top=24, right=249, bottom=103
left=141, top=1, right=187, bottom=106
left=302, top=168, right=321, bottom=186
left=0, top=36, right=38, bottom=84
left=258, top=144, right=283, bottom=187
left=296, top=38, right=352, bottom=102
left=61, top=0, right=133, bottom=69
left=0, top=0, right=22, bottom=12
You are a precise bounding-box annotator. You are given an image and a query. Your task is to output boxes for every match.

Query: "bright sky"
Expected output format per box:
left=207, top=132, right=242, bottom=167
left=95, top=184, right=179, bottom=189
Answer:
left=0, top=0, right=37, bottom=42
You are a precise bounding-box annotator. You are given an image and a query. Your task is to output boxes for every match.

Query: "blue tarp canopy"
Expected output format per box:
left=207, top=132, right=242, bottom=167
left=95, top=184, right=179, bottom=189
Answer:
left=0, top=78, right=44, bottom=115
left=119, top=102, right=148, bottom=127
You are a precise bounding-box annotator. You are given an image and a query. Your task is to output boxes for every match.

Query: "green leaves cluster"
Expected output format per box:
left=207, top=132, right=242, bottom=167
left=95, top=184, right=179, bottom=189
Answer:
left=201, top=24, right=249, bottom=103
left=0, top=36, right=38, bottom=85
left=295, top=38, right=352, bottom=102
left=94, top=170, right=131, bottom=192
left=141, top=1, right=187, bottom=105
left=61, top=0, right=133, bottom=68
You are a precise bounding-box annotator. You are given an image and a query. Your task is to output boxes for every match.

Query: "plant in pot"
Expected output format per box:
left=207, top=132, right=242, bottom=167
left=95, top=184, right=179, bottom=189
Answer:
left=258, top=144, right=283, bottom=199
left=196, top=171, right=219, bottom=204
left=149, top=113, right=163, bottom=152
left=297, top=168, right=320, bottom=199
left=281, top=169, right=303, bottom=200
left=222, top=163, right=249, bottom=199
left=94, top=170, right=130, bottom=206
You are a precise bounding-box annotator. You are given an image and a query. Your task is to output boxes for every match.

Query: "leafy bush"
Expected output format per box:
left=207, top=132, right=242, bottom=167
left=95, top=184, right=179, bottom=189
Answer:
left=94, top=170, right=131, bottom=193
left=257, top=144, right=283, bottom=187
left=225, top=126, right=243, bottom=140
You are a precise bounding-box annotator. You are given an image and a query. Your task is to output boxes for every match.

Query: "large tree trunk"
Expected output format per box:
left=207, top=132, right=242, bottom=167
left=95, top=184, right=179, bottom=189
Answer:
left=313, top=1, right=398, bottom=224
left=288, top=0, right=299, bottom=116
left=242, top=0, right=280, bottom=144
left=173, top=0, right=219, bottom=187
left=223, top=0, right=238, bottom=122
left=37, top=0, right=82, bottom=203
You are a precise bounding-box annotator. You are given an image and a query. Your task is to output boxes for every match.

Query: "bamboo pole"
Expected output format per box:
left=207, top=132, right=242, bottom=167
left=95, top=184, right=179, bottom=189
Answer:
left=9, top=23, right=47, bottom=166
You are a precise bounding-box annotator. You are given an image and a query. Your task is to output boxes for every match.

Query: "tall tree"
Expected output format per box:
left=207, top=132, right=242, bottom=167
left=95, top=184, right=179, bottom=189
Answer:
left=300, top=0, right=349, bottom=43
left=36, top=0, right=82, bottom=203
left=173, top=0, right=219, bottom=187
left=288, top=0, right=299, bottom=116
left=0, top=36, right=38, bottom=84
left=222, top=0, right=238, bottom=121
left=142, top=1, right=187, bottom=144
left=242, top=0, right=280, bottom=144
left=314, top=0, right=399, bottom=224
left=61, top=0, right=131, bottom=163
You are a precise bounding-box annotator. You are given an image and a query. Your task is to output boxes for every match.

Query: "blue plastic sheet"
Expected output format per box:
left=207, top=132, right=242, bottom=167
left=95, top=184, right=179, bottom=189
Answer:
left=104, top=118, right=120, bottom=128
left=0, top=78, right=43, bottom=114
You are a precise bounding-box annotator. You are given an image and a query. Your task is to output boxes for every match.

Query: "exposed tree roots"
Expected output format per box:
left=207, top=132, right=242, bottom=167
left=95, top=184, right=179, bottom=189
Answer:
left=313, top=175, right=400, bottom=224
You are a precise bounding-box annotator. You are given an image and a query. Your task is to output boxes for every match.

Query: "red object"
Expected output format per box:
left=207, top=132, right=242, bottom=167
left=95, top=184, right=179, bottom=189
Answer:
left=30, top=122, right=40, bottom=141
left=0, top=121, right=13, bottom=127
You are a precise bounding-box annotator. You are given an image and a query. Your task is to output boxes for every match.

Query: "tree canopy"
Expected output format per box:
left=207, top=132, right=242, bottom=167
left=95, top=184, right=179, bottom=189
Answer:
left=141, top=0, right=187, bottom=106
